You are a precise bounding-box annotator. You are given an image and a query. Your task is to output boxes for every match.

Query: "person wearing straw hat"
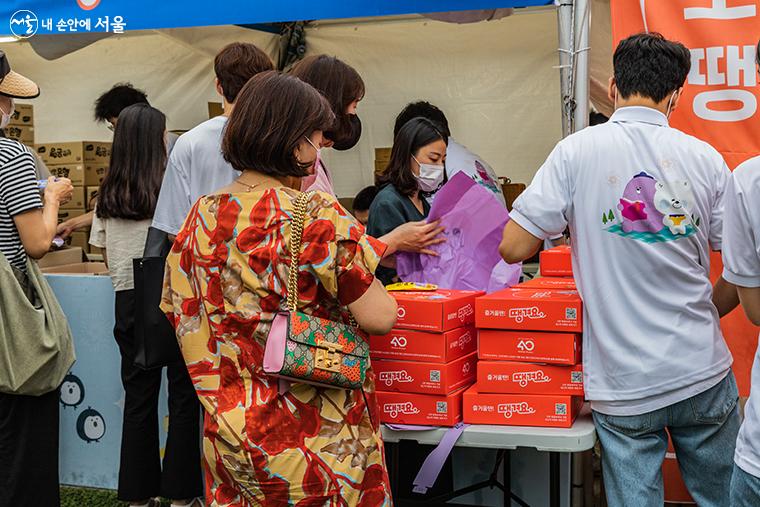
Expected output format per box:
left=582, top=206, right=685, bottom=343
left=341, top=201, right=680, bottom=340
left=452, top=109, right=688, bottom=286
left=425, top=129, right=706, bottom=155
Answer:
left=0, top=50, right=74, bottom=506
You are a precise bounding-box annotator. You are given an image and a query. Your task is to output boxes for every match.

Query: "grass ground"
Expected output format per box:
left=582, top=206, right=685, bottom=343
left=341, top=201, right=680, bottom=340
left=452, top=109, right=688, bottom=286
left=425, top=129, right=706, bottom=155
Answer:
left=60, top=487, right=171, bottom=507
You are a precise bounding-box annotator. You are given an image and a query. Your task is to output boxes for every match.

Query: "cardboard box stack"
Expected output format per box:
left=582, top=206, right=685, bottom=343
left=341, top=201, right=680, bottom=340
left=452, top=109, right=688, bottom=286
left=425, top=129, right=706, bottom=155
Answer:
left=538, top=244, right=573, bottom=277
left=374, top=147, right=391, bottom=177
left=371, top=290, right=483, bottom=427
left=465, top=246, right=584, bottom=428
left=38, top=247, right=109, bottom=276
left=5, top=103, right=35, bottom=146
left=35, top=141, right=112, bottom=254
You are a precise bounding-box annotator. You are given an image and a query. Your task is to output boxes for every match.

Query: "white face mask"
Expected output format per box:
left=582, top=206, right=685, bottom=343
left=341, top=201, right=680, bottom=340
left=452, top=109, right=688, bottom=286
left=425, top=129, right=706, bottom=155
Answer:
left=665, top=90, right=678, bottom=118
left=614, top=88, right=679, bottom=119
left=0, top=99, right=14, bottom=130
left=413, top=155, right=445, bottom=192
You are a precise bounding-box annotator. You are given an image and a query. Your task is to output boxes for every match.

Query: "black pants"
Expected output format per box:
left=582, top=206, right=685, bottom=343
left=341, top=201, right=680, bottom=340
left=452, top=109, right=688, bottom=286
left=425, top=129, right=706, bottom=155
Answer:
left=0, top=389, right=60, bottom=507
left=114, top=290, right=203, bottom=501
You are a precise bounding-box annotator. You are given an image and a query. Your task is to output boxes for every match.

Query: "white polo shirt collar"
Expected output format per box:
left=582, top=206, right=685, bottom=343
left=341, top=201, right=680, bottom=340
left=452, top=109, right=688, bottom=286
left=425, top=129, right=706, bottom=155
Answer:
left=610, top=106, right=669, bottom=128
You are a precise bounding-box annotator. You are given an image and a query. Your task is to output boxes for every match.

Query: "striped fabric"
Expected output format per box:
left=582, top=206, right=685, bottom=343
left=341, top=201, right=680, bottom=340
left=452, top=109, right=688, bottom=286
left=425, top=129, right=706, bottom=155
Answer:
left=0, top=138, right=42, bottom=270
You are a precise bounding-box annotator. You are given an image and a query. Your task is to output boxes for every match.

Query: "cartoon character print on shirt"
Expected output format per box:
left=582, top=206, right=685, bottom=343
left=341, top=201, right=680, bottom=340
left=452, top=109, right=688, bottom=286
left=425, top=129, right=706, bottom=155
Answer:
left=603, top=171, right=699, bottom=243
left=654, top=180, right=694, bottom=235
left=617, top=172, right=664, bottom=233
left=474, top=160, right=501, bottom=195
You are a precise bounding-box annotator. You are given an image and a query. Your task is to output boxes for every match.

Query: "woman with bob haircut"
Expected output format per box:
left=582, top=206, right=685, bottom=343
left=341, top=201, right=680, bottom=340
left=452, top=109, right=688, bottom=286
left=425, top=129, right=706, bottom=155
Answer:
left=161, top=71, right=396, bottom=506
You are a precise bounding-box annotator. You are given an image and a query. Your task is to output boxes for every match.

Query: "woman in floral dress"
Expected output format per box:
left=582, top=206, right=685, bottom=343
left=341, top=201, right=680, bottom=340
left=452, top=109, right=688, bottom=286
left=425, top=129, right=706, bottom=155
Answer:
left=161, top=71, right=398, bottom=507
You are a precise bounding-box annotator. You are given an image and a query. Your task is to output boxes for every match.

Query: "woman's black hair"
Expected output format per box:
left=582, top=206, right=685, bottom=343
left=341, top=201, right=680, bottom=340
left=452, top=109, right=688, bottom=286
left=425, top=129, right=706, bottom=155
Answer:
left=289, top=55, right=365, bottom=146
left=96, top=103, right=167, bottom=220
left=377, top=117, right=447, bottom=198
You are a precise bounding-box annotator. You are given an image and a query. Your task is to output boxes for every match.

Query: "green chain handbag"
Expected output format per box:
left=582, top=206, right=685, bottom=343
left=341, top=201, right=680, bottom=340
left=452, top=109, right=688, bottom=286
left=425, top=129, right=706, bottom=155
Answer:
left=262, top=191, right=370, bottom=390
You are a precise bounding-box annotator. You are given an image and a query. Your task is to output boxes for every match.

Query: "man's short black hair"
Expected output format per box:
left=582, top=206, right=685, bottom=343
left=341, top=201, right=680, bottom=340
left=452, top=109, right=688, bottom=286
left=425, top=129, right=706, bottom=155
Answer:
left=353, top=186, right=378, bottom=212
left=394, top=101, right=451, bottom=139
left=613, top=33, right=691, bottom=103
left=94, top=83, right=149, bottom=122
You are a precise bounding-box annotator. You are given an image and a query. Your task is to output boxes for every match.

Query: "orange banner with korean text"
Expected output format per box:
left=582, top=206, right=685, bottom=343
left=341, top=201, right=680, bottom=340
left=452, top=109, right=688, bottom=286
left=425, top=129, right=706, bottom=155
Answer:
left=611, top=0, right=760, bottom=168
left=611, top=0, right=760, bottom=395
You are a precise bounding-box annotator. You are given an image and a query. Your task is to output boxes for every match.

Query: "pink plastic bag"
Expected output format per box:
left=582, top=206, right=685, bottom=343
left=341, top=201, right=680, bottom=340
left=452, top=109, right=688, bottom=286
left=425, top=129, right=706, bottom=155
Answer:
left=397, top=173, right=521, bottom=292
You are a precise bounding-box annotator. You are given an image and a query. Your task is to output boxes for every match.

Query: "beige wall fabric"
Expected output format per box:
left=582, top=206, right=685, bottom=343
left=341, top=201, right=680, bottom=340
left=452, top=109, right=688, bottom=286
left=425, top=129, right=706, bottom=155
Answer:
left=2, top=9, right=564, bottom=197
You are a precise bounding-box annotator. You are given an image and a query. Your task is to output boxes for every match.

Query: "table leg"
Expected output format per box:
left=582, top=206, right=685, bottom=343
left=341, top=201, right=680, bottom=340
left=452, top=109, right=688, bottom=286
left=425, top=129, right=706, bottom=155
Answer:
left=503, top=450, right=510, bottom=507
left=550, top=452, right=560, bottom=507
left=390, top=442, right=399, bottom=500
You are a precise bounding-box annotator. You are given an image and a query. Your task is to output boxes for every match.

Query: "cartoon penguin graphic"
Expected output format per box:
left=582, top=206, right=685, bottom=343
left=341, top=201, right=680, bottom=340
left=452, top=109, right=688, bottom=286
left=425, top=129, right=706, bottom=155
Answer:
left=59, top=373, right=85, bottom=409
left=76, top=407, right=106, bottom=443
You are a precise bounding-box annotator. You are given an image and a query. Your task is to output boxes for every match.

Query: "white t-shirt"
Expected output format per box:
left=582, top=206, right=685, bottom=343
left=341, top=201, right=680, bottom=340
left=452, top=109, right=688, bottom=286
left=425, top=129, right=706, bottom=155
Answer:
left=152, top=116, right=236, bottom=235
left=89, top=211, right=151, bottom=292
left=721, top=155, right=760, bottom=478
left=511, top=106, right=733, bottom=415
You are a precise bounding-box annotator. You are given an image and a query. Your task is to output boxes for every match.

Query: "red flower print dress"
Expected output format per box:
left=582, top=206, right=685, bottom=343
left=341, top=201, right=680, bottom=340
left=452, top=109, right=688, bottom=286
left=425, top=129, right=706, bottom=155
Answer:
left=161, top=188, right=393, bottom=507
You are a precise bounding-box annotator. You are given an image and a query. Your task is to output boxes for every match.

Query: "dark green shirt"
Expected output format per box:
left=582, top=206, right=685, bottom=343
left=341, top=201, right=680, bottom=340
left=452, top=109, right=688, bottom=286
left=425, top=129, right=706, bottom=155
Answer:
left=367, top=184, right=430, bottom=285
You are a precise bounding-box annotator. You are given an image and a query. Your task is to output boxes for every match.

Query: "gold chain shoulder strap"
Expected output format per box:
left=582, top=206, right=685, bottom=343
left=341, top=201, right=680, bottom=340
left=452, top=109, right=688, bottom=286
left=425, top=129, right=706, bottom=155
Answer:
left=285, top=191, right=358, bottom=328
left=286, top=191, right=314, bottom=312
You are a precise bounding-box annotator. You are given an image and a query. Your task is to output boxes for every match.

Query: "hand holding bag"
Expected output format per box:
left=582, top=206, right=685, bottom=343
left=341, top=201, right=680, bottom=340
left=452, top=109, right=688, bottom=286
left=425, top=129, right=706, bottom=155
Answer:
left=263, top=191, right=370, bottom=390
left=0, top=255, right=76, bottom=396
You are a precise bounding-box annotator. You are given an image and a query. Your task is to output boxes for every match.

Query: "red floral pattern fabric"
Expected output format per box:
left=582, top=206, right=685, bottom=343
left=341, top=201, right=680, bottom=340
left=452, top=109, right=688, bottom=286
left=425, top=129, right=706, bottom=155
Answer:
left=161, top=188, right=391, bottom=506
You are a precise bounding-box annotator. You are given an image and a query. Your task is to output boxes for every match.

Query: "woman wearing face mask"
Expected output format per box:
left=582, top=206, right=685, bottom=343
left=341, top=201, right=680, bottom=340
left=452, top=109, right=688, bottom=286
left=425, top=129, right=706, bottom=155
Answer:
left=290, top=56, right=446, bottom=266
left=368, top=117, right=447, bottom=285
left=162, top=71, right=397, bottom=505
left=289, top=55, right=363, bottom=195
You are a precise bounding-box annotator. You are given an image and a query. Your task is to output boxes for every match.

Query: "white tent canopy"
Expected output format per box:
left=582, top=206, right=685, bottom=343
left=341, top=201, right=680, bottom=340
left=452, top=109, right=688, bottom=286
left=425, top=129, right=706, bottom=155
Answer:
left=2, top=7, right=565, bottom=197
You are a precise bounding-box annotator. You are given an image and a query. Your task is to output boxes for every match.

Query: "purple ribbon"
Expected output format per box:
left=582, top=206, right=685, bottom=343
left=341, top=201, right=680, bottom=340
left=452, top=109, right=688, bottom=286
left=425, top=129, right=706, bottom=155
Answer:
left=411, top=422, right=469, bottom=494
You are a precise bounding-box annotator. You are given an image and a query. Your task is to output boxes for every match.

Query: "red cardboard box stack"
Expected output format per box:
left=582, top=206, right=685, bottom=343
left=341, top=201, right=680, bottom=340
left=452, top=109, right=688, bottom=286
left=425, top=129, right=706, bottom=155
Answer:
left=465, top=247, right=584, bottom=428
left=538, top=244, right=573, bottom=277
left=371, top=290, right=483, bottom=427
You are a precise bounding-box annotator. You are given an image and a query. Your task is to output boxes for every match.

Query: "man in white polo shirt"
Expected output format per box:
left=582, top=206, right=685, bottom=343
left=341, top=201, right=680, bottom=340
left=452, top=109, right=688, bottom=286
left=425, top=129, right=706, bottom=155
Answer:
left=152, top=42, right=275, bottom=236
left=720, top=39, right=760, bottom=506
left=499, top=33, right=740, bottom=506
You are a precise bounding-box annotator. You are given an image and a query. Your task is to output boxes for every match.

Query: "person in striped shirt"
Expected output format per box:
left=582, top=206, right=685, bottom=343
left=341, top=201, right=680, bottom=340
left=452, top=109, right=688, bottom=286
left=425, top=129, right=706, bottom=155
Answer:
left=0, top=50, right=74, bottom=506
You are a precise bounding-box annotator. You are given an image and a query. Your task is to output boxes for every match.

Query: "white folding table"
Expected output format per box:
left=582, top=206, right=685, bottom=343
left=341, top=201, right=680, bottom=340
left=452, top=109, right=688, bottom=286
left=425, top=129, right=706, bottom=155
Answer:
left=381, top=408, right=597, bottom=507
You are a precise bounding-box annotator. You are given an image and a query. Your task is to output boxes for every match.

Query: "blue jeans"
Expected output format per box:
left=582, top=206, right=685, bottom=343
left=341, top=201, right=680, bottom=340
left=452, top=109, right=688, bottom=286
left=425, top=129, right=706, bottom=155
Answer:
left=731, top=464, right=760, bottom=506
left=593, top=372, right=740, bottom=507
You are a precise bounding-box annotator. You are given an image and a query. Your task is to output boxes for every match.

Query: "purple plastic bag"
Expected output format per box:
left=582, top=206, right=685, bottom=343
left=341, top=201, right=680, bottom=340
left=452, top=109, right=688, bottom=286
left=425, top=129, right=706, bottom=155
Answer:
left=397, top=173, right=521, bottom=292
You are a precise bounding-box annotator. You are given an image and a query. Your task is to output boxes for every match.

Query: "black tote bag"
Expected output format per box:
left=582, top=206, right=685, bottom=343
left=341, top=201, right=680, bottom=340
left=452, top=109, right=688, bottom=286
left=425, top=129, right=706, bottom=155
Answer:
left=132, top=226, right=182, bottom=369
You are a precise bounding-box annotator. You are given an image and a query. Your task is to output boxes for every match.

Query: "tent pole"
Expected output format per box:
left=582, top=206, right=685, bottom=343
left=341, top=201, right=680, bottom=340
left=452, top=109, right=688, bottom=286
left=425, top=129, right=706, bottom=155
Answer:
left=572, top=0, right=591, bottom=132
left=557, top=0, right=574, bottom=138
